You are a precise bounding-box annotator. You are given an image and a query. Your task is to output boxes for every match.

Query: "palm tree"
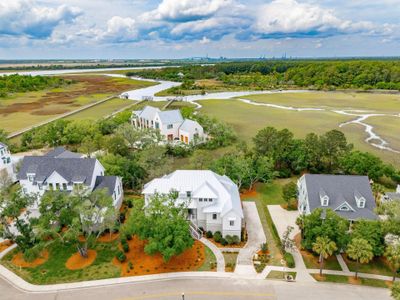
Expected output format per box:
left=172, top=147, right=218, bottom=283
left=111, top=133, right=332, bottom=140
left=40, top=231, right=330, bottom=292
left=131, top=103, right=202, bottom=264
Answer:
left=386, top=244, right=400, bottom=282
left=346, top=238, right=374, bottom=279
left=312, top=236, right=337, bottom=275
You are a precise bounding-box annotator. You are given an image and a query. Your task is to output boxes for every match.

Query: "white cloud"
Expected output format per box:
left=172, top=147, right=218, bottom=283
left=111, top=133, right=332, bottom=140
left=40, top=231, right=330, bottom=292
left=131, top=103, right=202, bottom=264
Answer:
left=0, top=0, right=82, bottom=38
left=103, top=16, right=138, bottom=42
left=253, top=0, right=372, bottom=38
left=142, top=0, right=233, bottom=22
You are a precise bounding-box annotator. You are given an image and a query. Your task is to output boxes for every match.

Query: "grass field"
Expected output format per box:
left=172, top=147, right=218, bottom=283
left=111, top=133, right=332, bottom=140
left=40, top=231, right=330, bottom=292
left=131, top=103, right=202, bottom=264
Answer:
left=312, top=273, right=392, bottom=288
left=0, top=75, right=155, bottom=134
left=342, top=255, right=394, bottom=277
left=198, top=95, right=400, bottom=166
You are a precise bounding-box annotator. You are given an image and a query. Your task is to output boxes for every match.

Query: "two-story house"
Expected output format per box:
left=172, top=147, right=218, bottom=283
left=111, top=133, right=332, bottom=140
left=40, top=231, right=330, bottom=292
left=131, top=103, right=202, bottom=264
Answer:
left=297, top=174, right=377, bottom=221
left=131, top=106, right=205, bottom=144
left=143, top=170, right=244, bottom=238
left=17, top=147, right=123, bottom=215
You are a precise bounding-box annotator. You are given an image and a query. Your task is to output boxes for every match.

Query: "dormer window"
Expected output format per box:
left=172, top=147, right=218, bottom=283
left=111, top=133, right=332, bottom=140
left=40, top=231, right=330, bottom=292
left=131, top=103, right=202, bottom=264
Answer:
left=167, top=124, right=173, bottom=129
left=319, top=188, right=329, bottom=206
left=355, top=190, right=366, bottom=208
left=340, top=206, right=350, bottom=211
left=27, top=173, right=35, bottom=182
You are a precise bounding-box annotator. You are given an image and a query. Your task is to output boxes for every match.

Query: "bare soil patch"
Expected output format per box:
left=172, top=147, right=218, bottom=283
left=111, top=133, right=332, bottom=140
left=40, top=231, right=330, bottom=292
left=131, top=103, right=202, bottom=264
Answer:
left=0, top=240, right=13, bottom=252
left=65, top=250, right=97, bottom=270
left=113, top=236, right=205, bottom=276
left=240, top=188, right=258, bottom=199
left=12, top=250, right=49, bottom=268
left=31, top=108, right=70, bottom=116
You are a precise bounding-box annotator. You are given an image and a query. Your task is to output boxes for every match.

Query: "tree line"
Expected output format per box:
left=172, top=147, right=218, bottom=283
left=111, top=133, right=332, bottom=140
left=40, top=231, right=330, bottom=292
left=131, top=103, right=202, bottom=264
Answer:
left=128, top=60, right=400, bottom=91
left=0, top=74, right=70, bottom=98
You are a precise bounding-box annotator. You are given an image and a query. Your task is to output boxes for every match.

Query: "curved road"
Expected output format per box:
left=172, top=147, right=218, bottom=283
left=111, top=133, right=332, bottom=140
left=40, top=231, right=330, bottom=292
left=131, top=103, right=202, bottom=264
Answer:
left=1, top=276, right=391, bottom=300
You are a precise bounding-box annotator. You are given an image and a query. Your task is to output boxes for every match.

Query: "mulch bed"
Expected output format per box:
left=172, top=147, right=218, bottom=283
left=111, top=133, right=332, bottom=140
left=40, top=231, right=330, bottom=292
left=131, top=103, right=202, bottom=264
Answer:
left=207, top=238, right=246, bottom=249
left=12, top=250, right=49, bottom=268
left=65, top=250, right=97, bottom=270
left=240, top=188, right=258, bottom=199
left=113, top=236, right=205, bottom=276
left=0, top=240, right=13, bottom=252
left=97, top=233, right=120, bottom=243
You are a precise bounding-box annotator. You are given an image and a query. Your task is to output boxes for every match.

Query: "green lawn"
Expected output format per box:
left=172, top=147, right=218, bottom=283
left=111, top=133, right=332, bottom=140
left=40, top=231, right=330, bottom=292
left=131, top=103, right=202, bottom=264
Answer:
left=266, top=270, right=297, bottom=280
left=197, top=246, right=217, bottom=271
left=1, top=241, right=121, bottom=284
left=312, top=273, right=391, bottom=288
left=222, top=252, right=238, bottom=272
left=301, top=251, right=342, bottom=271
left=343, top=255, right=394, bottom=277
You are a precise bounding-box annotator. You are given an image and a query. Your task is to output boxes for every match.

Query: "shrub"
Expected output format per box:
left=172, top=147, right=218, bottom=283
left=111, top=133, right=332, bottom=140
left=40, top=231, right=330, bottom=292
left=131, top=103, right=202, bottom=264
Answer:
left=121, top=238, right=128, bottom=246
left=127, top=200, right=134, bottom=208
left=122, top=243, right=130, bottom=253
left=116, top=251, right=126, bottom=262
left=284, top=252, right=295, bottom=268
left=214, top=231, right=222, bottom=243
left=128, top=261, right=133, bottom=270
left=206, top=231, right=213, bottom=238
left=232, top=235, right=240, bottom=245
left=391, top=282, right=400, bottom=300
left=119, top=212, right=126, bottom=223
left=220, top=238, right=228, bottom=246
left=125, top=232, right=132, bottom=241
left=225, top=235, right=233, bottom=245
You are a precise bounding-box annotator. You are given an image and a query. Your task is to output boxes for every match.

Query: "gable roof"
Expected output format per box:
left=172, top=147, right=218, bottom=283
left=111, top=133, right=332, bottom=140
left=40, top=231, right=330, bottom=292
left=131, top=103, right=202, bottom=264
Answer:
left=134, top=106, right=184, bottom=125
left=303, top=174, right=377, bottom=220
left=179, top=119, right=203, bottom=133
left=18, top=156, right=97, bottom=186
left=45, top=147, right=83, bottom=159
left=143, top=170, right=243, bottom=218
left=157, top=109, right=183, bottom=124
left=0, top=142, right=7, bottom=148
left=93, top=176, right=117, bottom=196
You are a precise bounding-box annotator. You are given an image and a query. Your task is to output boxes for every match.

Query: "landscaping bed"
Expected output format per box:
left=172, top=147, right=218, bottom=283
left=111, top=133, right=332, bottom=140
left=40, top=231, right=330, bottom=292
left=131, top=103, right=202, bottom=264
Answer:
left=222, top=252, right=238, bottom=272
left=1, top=236, right=216, bottom=284
left=312, top=273, right=392, bottom=288
left=267, top=270, right=297, bottom=280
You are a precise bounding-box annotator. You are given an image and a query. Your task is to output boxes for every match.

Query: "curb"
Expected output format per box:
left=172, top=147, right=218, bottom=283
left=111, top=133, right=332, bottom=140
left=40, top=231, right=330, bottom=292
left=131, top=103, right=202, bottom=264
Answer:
left=0, top=265, right=254, bottom=293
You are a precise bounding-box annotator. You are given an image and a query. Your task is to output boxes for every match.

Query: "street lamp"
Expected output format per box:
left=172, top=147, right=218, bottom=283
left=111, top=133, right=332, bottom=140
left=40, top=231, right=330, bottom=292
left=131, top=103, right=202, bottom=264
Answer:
left=182, top=292, right=185, bottom=300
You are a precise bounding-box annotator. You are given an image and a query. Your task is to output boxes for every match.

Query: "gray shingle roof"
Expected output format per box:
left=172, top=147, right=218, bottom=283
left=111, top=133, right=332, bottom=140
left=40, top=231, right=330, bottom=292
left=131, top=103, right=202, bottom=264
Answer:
left=158, top=110, right=183, bottom=124
left=179, top=119, right=202, bottom=132
left=45, top=147, right=83, bottom=158
left=304, top=174, right=377, bottom=220
left=93, top=176, right=117, bottom=196
left=18, top=156, right=97, bottom=186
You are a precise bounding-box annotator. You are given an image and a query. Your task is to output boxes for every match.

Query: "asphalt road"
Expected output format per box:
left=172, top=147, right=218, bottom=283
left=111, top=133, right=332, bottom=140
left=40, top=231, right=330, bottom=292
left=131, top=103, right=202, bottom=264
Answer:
left=1, top=276, right=391, bottom=300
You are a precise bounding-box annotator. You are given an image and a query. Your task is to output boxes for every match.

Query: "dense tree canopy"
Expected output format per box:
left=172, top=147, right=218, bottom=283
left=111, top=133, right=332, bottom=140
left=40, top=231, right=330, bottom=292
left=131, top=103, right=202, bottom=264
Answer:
left=0, top=74, right=69, bottom=98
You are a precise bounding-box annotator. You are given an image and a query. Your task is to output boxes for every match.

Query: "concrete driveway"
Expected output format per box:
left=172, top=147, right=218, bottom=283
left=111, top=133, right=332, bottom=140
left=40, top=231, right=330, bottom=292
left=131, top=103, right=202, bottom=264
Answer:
left=267, top=205, right=299, bottom=239
left=235, top=202, right=266, bottom=275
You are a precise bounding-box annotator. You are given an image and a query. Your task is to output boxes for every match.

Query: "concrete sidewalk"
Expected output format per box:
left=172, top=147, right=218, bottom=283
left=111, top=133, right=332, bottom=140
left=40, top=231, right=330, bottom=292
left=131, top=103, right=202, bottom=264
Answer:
left=200, top=237, right=225, bottom=272
left=307, top=269, right=396, bottom=282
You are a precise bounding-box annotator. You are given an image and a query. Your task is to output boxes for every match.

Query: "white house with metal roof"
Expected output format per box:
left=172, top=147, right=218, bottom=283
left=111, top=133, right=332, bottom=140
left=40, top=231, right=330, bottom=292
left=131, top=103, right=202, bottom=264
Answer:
left=17, top=147, right=123, bottom=214
left=131, top=106, right=205, bottom=145
left=143, top=170, right=244, bottom=237
left=297, top=174, right=377, bottom=221
left=0, top=142, right=16, bottom=184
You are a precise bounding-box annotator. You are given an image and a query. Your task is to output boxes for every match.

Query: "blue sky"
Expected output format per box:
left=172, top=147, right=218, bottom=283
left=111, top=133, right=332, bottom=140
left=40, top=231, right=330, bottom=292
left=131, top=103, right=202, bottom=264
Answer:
left=0, top=0, right=399, bottom=59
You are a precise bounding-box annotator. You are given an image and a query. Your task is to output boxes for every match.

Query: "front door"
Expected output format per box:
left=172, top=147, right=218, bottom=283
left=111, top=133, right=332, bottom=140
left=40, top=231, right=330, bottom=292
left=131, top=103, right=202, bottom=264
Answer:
left=185, top=136, right=189, bottom=144
left=167, top=134, right=173, bottom=141
left=188, top=209, right=197, bottom=220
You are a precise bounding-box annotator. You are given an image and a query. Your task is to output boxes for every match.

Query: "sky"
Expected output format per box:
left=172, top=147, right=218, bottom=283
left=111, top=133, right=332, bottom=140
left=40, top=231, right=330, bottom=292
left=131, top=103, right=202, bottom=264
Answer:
left=0, top=0, right=399, bottom=59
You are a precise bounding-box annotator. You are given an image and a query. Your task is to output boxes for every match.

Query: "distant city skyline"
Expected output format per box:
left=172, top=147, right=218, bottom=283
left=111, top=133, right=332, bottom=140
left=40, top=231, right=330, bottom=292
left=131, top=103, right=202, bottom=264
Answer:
left=0, top=0, right=399, bottom=59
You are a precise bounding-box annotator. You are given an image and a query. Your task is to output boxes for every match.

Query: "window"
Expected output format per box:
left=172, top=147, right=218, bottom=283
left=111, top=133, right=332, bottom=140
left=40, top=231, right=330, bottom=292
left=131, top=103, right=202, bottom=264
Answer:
left=340, top=206, right=350, bottom=211
left=56, top=183, right=60, bottom=190
left=49, top=183, right=54, bottom=190
left=209, top=198, right=213, bottom=202
left=322, top=198, right=328, bottom=206
left=230, top=220, right=235, bottom=226
left=199, top=198, right=203, bottom=202
left=167, top=124, right=173, bottom=129
left=27, top=174, right=35, bottom=182
left=62, top=183, right=67, bottom=190
left=212, top=213, right=217, bottom=220
left=186, top=191, right=191, bottom=198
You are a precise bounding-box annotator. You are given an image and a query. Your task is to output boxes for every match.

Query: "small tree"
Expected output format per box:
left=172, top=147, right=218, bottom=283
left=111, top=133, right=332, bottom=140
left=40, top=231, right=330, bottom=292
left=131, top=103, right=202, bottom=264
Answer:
left=282, top=182, right=297, bottom=204
left=312, top=236, right=337, bottom=275
left=386, top=244, right=400, bottom=282
left=346, top=238, right=374, bottom=279
left=125, top=193, right=194, bottom=262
